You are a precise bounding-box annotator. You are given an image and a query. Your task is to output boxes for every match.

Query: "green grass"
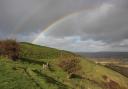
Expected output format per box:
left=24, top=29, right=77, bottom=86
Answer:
left=20, top=42, right=76, bottom=60
left=0, top=58, right=40, bottom=89
left=0, top=42, right=128, bottom=89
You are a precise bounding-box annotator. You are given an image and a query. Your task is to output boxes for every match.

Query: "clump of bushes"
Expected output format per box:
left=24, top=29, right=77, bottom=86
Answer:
left=0, top=39, right=20, bottom=61
left=59, top=57, right=82, bottom=78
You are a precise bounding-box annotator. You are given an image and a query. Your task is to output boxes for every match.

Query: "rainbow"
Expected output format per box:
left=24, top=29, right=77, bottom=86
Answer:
left=32, top=11, right=81, bottom=44
left=31, top=4, right=112, bottom=44
left=9, top=6, right=92, bottom=42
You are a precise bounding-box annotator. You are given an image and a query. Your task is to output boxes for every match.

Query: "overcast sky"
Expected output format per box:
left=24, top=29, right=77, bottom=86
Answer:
left=0, top=0, right=128, bottom=52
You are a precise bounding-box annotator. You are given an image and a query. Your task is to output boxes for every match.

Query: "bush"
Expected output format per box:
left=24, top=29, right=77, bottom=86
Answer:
left=0, top=39, right=20, bottom=61
left=59, top=57, right=81, bottom=78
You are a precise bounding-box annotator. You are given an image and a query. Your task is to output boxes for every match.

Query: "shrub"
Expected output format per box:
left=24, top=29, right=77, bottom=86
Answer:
left=59, top=57, right=81, bottom=78
left=0, top=39, right=20, bottom=61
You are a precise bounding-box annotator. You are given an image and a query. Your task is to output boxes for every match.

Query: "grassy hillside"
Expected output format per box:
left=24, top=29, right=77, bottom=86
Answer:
left=0, top=42, right=128, bottom=89
left=20, top=42, right=77, bottom=59
left=105, top=64, right=128, bottom=78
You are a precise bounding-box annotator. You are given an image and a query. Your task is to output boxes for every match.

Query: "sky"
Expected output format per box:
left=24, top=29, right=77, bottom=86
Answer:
left=0, top=0, right=128, bottom=52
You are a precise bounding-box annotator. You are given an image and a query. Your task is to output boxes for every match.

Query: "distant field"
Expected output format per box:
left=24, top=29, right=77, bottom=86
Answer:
left=77, top=52, right=128, bottom=59
left=77, top=52, right=128, bottom=66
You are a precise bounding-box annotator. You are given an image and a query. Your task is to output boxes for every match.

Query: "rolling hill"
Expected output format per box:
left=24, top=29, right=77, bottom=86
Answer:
left=0, top=42, right=128, bottom=89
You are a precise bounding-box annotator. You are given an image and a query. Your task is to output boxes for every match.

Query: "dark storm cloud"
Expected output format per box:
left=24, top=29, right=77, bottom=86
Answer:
left=0, top=0, right=105, bottom=41
left=46, top=0, right=128, bottom=43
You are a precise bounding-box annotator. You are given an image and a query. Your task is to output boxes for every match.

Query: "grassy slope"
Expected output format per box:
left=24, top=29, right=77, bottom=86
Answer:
left=0, top=42, right=128, bottom=89
left=105, top=64, right=128, bottom=78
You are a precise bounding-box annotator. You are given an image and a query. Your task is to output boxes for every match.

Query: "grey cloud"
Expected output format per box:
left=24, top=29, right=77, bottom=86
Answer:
left=0, top=0, right=105, bottom=41
left=46, top=1, right=128, bottom=44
